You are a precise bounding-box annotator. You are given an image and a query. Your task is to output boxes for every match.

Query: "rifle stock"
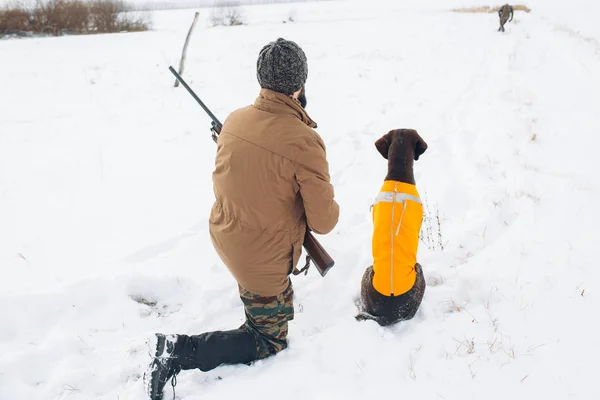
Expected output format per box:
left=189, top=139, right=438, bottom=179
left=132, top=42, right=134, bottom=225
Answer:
left=169, top=65, right=335, bottom=277
left=303, top=230, right=335, bottom=277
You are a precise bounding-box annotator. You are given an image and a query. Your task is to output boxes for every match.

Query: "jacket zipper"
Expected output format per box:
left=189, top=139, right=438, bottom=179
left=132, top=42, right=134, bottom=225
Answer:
left=390, top=182, right=398, bottom=295
left=396, top=199, right=407, bottom=236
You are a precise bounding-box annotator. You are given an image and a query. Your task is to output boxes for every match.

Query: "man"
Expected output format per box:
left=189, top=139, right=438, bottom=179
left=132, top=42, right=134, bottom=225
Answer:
left=145, top=38, right=339, bottom=400
left=498, top=4, right=514, bottom=32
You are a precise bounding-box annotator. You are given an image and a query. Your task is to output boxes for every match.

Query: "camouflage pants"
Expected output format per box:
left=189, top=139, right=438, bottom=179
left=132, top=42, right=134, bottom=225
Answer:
left=240, top=281, right=295, bottom=360
left=170, top=282, right=295, bottom=372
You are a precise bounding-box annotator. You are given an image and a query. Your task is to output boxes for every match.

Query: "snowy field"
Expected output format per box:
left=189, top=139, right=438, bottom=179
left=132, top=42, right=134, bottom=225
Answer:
left=1, top=0, right=600, bottom=398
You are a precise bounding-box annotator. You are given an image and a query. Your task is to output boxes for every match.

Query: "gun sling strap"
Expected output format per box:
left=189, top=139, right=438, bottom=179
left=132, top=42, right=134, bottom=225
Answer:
left=293, top=255, right=312, bottom=276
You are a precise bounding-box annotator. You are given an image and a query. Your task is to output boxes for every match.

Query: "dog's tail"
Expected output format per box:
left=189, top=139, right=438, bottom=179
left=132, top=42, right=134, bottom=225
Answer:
left=355, top=311, right=381, bottom=323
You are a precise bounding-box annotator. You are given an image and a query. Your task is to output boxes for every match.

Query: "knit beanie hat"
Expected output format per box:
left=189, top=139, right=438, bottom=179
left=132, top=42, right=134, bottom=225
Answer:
left=256, top=38, right=308, bottom=96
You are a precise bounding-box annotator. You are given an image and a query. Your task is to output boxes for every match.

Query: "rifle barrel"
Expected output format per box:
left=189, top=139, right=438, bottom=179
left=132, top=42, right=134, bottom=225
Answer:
left=169, top=66, right=223, bottom=128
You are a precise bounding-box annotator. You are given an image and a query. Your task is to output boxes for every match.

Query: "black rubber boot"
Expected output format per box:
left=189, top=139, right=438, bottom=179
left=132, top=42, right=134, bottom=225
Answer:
left=175, top=327, right=259, bottom=372
left=145, top=328, right=259, bottom=399
left=145, top=334, right=181, bottom=400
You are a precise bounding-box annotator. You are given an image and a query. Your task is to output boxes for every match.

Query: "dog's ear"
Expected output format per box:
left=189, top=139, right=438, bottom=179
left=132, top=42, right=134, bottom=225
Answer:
left=374, top=133, right=391, bottom=159
left=413, top=133, right=428, bottom=161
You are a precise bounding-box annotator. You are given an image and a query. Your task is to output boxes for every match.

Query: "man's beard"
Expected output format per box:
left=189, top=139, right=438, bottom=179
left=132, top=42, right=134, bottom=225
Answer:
left=298, top=87, right=307, bottom=109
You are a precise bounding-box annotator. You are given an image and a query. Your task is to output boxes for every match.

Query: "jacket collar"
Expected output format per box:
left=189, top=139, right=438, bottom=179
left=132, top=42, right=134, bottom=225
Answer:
left=253, top=88, right=317, bottom=129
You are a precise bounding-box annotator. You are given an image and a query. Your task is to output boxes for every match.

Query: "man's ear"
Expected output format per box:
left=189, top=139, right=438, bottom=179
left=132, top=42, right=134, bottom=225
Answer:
left=375, top=134, right=390, bottom=159
left=414, top=137, right=428, bottom=160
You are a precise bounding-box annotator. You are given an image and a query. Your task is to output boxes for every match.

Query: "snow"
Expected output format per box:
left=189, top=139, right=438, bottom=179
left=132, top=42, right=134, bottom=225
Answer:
left=1, top=0, right=600, bottom=399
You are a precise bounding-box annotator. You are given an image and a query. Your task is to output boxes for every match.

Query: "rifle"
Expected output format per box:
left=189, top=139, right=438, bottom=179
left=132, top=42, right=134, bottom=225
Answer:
left=169, top=66, right=335, bottom=277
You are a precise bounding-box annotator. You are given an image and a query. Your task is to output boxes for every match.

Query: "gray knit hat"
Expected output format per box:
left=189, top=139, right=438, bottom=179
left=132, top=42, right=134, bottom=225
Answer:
left=256, top=38, right=308, bottom=96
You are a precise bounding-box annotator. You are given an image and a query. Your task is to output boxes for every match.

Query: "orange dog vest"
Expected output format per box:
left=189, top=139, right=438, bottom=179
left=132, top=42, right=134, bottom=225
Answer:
left=371, top=181, right=423, bottom=296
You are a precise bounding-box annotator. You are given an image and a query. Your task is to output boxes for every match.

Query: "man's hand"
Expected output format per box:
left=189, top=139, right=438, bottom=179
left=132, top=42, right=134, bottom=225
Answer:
left=211, top=121, right=221, bottom=143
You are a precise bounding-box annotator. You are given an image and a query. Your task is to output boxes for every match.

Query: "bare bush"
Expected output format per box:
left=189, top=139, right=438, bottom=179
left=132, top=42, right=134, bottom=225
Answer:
left=0, top=7, right=31, bottom=34
left=209, top=1, right=243, bottom=27
left=90, top=0, right=122, bottom=33
left=89, top=0, right=148, bottom=33
left=114, top=13, right=149, bottom=32
left=0, top=0, right=149, bottom=37
left=34, top=0, right=90, bottom=35
left=419, top=192, right=445, bottom=251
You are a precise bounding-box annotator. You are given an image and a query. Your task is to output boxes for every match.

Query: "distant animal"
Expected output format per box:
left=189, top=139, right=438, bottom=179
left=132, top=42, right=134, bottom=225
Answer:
left=498, top=4, right=514, bottom=32
left=355, top=129, right=428, bottom=326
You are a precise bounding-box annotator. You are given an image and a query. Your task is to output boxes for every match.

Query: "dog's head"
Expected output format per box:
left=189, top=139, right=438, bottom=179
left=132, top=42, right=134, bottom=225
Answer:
left=375, top=129, right=427, bottom=184
left=375, top=129, right=427, bottom=161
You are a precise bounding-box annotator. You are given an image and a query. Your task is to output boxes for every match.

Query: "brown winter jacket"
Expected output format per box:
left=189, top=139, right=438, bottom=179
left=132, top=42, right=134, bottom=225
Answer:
left=209, top=89, right=340, bottom=297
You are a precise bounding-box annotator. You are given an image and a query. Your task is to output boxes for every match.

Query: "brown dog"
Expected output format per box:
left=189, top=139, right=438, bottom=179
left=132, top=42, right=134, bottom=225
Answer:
left=356, top=129, right=428, bottom=326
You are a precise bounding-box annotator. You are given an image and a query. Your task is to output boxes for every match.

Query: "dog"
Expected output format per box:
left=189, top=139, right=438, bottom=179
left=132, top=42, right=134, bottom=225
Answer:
left=498, top=4, right=514, bottom=32
left=356, top=129, right=428, bottom=326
